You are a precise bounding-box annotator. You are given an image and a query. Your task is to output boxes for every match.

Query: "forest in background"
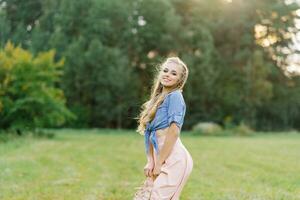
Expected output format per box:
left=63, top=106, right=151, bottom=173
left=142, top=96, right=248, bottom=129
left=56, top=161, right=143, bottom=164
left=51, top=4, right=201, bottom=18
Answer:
left=1, top=0, right=300, bottom=131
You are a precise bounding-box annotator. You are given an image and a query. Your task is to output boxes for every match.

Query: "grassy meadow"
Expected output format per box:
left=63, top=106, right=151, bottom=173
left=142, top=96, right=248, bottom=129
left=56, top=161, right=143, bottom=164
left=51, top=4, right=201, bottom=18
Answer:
left=0, top=129, right=299, bottom=200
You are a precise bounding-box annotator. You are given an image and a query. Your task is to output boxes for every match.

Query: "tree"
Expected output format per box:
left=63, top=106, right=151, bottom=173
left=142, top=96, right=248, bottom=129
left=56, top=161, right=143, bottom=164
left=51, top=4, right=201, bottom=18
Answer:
left=0, top=41, right=75, bottom=129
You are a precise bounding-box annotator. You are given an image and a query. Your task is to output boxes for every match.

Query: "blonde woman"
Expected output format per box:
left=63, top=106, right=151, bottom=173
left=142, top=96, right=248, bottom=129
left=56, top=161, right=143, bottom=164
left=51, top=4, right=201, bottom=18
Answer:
left=135, top=57, right=193, bottom=199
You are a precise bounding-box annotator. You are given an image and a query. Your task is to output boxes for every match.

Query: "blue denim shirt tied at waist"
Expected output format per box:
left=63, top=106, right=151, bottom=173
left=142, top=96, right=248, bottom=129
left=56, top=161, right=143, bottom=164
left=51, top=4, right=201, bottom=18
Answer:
left=144, top=90, right=186, bottom=156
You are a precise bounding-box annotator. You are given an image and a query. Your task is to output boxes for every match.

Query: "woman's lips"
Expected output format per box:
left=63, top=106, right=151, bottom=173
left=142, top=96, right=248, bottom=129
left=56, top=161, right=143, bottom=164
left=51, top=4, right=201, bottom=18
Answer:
left=163, top=78, right=171, bottom=82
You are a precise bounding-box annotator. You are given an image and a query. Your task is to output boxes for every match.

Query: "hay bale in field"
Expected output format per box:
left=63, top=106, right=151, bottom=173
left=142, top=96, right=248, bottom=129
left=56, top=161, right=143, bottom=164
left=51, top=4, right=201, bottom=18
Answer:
left=192, top=122, right=223, bottom=135
left=233, top=123, right=254, bottom=136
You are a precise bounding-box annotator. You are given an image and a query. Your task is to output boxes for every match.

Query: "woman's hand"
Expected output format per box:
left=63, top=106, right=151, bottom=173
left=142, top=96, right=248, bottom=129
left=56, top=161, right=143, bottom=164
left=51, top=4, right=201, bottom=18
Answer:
left=152, top=162, right=162, bottom=178
left=144, top=166, right=154, bottom=177
left=143, top=162, right=154, bottom=177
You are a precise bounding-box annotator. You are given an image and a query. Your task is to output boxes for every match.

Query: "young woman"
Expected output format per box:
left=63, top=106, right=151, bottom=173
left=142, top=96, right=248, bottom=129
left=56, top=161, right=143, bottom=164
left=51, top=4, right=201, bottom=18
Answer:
left=135, top=57, right=193, bottom=199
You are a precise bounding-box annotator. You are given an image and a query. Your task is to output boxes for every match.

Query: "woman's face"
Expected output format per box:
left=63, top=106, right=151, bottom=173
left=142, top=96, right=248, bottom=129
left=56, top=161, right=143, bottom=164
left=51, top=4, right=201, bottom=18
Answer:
left=159, top=62, right=183, bottom=88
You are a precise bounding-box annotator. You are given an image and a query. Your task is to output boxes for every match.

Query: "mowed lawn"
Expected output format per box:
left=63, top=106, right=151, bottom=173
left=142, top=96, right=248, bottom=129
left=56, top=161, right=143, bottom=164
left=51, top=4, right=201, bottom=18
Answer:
left=0, top=129, right=300, bottom=200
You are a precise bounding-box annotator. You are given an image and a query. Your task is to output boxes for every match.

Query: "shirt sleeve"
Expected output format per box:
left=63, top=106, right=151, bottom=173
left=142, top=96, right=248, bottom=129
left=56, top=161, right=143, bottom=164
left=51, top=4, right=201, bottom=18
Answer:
left=167, top=91, right=186, bottom=129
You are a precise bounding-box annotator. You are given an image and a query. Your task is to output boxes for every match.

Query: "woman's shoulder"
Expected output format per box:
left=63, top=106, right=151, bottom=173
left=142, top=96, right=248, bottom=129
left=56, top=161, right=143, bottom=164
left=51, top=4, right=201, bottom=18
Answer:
left=166, top=89, right=185, bottom=104
left=167, top=89, right=182, bottom=97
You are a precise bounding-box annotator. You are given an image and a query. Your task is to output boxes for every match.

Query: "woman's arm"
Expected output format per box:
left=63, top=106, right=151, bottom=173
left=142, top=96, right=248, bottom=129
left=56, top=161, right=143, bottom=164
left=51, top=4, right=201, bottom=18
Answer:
left=144, top=141, right=155, bottom=177
left=144, top=141, right=155, bottom=169
left=156, top=123, right=179, bottom=165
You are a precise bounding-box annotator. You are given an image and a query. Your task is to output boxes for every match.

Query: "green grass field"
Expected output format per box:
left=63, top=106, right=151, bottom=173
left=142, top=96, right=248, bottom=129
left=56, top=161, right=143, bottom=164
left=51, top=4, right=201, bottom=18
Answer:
left=0, top=129, right=299, bottom=200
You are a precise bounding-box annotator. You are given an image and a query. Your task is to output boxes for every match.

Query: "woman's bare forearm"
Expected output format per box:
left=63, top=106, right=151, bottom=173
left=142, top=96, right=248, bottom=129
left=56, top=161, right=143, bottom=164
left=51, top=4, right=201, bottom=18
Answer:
left=145, top=142, right=154, bottom=168
left=156, top=123, right=179, bottom=165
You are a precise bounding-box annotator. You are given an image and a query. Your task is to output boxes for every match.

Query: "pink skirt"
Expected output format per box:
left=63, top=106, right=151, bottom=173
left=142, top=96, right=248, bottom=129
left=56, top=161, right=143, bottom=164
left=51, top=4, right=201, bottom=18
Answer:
left=150, top=133, right=193, bottom=200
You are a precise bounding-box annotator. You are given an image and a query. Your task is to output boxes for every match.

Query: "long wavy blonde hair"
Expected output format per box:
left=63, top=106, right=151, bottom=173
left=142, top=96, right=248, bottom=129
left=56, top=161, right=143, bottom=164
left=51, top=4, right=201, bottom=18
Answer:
left=136, top=57, right=189, bottom=135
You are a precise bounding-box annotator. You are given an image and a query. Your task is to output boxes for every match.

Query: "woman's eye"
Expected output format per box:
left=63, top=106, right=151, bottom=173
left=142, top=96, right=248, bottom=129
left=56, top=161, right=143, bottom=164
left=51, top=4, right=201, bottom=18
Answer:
left=172, top=73, right=177, bottom=76
left=163, top=69, right=168, bottom=73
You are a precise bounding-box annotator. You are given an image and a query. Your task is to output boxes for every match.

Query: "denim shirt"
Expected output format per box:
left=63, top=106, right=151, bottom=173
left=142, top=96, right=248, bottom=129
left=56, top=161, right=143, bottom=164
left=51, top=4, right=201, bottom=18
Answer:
left=144, top=90, right=186, bottom=155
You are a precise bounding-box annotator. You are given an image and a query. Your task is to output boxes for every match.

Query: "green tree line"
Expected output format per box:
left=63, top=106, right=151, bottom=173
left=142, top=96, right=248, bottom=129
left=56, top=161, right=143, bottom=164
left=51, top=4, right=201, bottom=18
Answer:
left=1, top=0, right=300, bottom=131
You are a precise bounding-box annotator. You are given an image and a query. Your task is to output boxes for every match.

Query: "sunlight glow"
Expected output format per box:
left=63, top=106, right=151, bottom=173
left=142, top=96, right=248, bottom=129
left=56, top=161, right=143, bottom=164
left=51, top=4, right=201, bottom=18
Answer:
left=255, top=24, right=279, bottom=47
